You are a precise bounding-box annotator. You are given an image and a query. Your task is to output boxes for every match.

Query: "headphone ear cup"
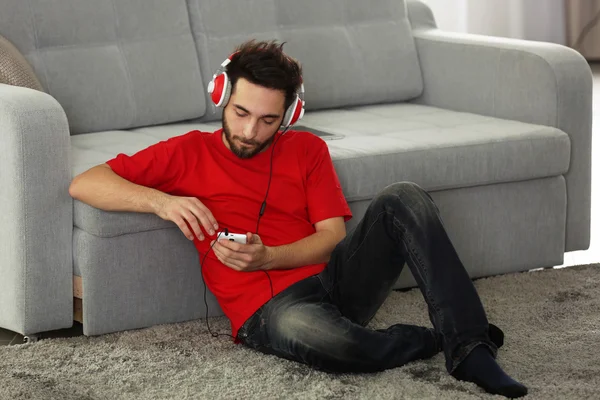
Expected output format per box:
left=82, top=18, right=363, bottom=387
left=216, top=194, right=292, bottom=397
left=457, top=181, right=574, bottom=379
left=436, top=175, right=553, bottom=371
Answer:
left=209, top=72, right=231, bottom=107
left=220, top=76, right=231, bottom=108
left=281, top=95, right=304, bottom=129
left=281, top=102, right=294, bottom=129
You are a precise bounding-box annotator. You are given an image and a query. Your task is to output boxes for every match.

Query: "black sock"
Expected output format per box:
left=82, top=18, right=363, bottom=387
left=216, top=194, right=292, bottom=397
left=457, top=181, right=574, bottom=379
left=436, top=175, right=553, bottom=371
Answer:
left=451, top=345, right=528, bottom=398
left=488, top=323, right=504, bottom=348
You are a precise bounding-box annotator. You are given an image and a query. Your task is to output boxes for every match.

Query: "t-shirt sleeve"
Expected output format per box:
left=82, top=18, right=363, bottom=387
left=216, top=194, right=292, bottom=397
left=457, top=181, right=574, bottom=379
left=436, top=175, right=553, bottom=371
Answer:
left=105, top=131, right=195, bottom=193
left=305, top=139, right=352, bottom=225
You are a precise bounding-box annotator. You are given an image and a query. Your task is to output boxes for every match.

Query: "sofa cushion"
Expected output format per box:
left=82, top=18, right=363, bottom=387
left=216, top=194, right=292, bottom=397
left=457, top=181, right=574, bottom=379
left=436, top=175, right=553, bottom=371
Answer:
left=0, top=0, right=205, bottom=134
left=71, top=104, right=570, bottom=241
left=186, top=0, right=423, bottom=122
left=303, top=104, right=571, bottom=201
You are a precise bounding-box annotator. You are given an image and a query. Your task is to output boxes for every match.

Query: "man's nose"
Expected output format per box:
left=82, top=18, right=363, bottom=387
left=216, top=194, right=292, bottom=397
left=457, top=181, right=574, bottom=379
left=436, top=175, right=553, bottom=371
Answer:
left=243, top=120, right=258, bottom=140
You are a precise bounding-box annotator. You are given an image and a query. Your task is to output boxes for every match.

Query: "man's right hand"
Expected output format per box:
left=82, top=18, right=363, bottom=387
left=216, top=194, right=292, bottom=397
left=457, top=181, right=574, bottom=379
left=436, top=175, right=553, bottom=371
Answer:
left=154, top=195, right=219, bottom=241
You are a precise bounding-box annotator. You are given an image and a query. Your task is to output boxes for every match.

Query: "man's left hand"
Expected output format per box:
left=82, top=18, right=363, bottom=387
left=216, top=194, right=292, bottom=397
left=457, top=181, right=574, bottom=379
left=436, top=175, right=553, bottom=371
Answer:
left=211, top=232, right=273, bottom=272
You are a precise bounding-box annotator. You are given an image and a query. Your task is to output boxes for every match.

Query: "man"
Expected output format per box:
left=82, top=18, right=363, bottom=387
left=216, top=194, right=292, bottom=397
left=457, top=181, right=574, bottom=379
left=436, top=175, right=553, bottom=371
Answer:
left=69, top=40, right=527, bottom=398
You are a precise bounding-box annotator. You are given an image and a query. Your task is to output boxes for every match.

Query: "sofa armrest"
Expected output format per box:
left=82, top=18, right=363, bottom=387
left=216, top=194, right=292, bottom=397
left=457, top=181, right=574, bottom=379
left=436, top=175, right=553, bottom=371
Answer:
left=406, top=1, right=593, bottom=252
left=0, top=83, right=73, bottom=335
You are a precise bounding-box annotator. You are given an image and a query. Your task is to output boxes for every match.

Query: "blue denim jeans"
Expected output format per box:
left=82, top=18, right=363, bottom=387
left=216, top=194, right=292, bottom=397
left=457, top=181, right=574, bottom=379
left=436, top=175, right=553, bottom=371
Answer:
left=237, top=182, right=498, bottom=374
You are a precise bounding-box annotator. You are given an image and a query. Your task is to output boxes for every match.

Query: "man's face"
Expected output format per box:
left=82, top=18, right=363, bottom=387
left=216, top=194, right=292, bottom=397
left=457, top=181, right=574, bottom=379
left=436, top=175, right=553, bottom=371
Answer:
left=222, top=78, right=286, bottom=159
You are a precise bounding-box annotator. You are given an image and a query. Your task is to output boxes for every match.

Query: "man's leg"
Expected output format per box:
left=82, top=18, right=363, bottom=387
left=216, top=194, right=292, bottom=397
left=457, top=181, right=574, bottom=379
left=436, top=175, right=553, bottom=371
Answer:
left=236, top=275, right=441, bottom=373
left=318, top=182, right=527, bottom=398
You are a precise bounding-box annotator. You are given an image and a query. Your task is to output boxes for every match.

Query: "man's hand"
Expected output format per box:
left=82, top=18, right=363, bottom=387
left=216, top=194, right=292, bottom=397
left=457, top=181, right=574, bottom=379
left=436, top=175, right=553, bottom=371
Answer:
left=211, top=233, right=273, bottom=272
left=154, top=194, right=219, bottom=241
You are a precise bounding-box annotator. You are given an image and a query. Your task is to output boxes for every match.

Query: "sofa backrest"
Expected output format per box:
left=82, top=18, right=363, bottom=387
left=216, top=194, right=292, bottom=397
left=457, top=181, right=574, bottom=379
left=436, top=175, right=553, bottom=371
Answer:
left=0, top=0, right=206, bottom=134
left=189, top=0, right=424, bottom=122
left=0, top=0, right=424, bottom=133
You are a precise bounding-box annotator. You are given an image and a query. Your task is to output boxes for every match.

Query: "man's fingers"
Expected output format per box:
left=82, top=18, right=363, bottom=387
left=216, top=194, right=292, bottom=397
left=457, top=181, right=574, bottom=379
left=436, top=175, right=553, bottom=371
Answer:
left=188, top=207, right=216, bottom=236
left=180, top=210, right=204, bottom=240
left=178, top=200, right=219, bottom=240
left=224, top=260, right=243, bottom=271
left=181, top=207, right=212, bottom=238
left=211, top=241, right=224, bottom=258
left=214, top=241, right=239, bottom=259
left=160, top=196, right=220, bottom=241
left=212, top=241, right=234, bottom=261
left=174, top=216, right=195, bottom=240
left=212, top=244, right=245, bottom=270
left=222, top=257, right=244, bottom=271
left=218, top=239, right=255, bottom=254
left=212, top=241, right=252, bottom=266
left=191, top=198, right=219, bottom=231
left=217, top=239, right=240, bottom=252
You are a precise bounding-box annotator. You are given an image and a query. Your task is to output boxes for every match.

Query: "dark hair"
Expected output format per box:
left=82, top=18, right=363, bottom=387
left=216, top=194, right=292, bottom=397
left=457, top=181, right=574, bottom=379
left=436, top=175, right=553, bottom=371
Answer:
left=226, top=39, right=303, bottom=112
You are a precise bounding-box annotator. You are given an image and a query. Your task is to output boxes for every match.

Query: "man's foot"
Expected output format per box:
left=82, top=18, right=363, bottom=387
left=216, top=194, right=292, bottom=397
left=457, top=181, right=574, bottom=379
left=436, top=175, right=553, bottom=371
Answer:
left=451, top=345, right=528, bottom=398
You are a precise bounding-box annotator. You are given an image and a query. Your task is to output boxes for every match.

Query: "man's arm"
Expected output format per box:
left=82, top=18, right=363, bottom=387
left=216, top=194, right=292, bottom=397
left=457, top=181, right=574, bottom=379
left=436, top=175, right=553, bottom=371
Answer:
left=265, top=217, right=346, bottom=270
left=69, top=164, right=169, bottom=214
left=69, top=163, right=219, bottom=240
left=212, top=216, right=347, bottom=271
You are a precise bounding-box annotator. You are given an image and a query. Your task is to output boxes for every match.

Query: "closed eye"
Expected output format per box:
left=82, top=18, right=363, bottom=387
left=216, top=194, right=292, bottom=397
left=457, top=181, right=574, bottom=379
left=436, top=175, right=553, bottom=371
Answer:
left=233, top=104, right=280, bottom=123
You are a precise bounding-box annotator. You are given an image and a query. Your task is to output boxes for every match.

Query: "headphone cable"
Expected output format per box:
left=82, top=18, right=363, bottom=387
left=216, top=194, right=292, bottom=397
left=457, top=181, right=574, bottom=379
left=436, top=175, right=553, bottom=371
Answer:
left=255, top=127, right=289, bottom=298
left=202, top=126, right=289, bottom=339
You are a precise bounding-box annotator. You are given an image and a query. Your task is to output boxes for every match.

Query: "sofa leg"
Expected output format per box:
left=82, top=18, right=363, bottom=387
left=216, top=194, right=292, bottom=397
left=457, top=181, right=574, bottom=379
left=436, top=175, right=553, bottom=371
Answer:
left=73, top=275, right=84, bottom=323
left=73, top=298, right=83, bottom=323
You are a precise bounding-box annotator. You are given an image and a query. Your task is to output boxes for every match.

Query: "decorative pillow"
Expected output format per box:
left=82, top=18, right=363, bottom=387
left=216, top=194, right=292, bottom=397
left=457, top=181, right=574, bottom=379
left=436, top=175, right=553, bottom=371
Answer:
left=0, top=34, right=44, bottom=92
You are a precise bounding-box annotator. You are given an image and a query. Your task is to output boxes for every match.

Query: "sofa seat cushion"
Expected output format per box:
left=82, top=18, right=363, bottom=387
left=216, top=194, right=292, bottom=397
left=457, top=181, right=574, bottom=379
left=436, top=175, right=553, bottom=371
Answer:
left=303, top=104, right=570, bottom=202
left=71, top=104, right=570, bottom=240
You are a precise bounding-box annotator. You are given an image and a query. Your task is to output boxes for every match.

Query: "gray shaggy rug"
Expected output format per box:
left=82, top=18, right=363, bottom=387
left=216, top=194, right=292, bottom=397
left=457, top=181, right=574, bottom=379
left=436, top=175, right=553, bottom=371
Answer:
left=1, top=263, right=599, bottom=400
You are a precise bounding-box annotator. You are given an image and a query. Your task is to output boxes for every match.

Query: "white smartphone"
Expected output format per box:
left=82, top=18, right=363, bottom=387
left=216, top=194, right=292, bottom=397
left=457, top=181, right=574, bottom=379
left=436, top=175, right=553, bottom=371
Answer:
left=216, top=231, right=247, bottom=244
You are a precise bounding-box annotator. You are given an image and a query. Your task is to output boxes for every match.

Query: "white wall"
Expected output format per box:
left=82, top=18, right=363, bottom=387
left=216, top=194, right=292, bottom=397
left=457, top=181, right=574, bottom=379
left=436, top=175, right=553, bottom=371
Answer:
left=418, top=0, right=566, bottom=45
left=418, top=0, right=469, bottom=33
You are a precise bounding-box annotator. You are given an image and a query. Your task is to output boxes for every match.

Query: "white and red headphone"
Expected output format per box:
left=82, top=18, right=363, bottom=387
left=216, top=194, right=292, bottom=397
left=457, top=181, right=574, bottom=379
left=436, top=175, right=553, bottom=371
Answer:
left=207, top=52, right=305, bottom=129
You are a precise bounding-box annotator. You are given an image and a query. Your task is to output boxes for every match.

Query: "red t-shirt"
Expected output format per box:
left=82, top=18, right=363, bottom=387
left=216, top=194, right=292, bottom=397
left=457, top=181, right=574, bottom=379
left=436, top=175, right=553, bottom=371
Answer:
left=105, top=129, right=352, bottom=339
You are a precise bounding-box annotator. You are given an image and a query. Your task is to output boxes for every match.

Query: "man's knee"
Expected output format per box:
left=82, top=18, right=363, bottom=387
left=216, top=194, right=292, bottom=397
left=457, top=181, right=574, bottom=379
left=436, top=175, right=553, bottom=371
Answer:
left=275, top=306, right=343, bottom=350
left=373, top=182, right=435, bottom=214
left=383, top=181, right=427, bottom=197
left=272, top=305, right=359, bottom=366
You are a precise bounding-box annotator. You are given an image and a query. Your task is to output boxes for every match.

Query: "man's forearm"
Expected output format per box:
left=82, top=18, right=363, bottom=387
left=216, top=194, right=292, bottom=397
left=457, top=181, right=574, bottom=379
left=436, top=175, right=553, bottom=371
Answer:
left=265, top=230, right=344, bottom=270
left=69, top=164, right=168, bottom=214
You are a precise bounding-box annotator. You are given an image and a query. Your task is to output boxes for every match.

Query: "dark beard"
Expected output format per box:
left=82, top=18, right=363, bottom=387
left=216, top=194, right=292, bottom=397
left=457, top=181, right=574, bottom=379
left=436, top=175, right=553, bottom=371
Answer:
left=222, top=115, right=276, bottom=159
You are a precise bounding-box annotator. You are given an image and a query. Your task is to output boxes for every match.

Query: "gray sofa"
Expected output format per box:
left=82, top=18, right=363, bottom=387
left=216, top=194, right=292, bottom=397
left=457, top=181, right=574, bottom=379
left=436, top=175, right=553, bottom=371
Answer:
left=0, top=0, right=592, bottom=340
